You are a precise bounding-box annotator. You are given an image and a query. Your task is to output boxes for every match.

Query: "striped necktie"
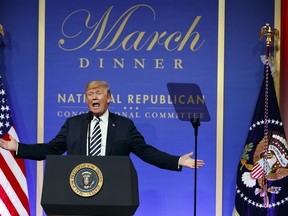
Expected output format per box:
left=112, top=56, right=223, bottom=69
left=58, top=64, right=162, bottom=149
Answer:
left=89, top=117, right=102, bottom=156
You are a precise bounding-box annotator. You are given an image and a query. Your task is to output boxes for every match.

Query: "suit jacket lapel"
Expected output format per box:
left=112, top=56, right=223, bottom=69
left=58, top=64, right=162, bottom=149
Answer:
left=106, top=112, right=117, bottom=155
left=79, top=114, right=89, bottom=155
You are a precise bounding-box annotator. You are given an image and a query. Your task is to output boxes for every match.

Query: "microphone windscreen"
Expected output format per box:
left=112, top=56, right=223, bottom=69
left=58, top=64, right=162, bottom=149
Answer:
left=87, top=111, right=93, bottom=122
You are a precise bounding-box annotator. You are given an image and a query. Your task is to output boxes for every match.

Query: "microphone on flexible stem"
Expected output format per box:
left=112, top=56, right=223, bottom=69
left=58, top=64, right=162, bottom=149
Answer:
left=87, top=111, right=94, bottom=155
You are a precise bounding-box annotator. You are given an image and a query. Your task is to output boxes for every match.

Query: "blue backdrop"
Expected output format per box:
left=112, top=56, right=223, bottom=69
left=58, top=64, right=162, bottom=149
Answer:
left=45, top=1, right=217, bottom=215
left=0, top=0, right=276, bottom=215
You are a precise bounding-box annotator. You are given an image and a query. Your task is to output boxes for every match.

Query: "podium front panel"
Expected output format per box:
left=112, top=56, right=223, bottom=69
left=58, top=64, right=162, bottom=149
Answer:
left=41, top=155, right=139, bottom=216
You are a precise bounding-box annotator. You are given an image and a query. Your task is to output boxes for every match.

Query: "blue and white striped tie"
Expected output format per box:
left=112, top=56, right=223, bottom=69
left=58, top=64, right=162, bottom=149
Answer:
left=89, top=117, right=102, bottom=156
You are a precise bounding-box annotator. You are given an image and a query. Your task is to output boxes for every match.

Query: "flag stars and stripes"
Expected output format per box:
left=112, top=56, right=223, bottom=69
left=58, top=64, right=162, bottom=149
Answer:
left=249, top=119, right=283, bottom=130
left=1, top=105, right=10, bottom=112
left=0, top=75, right=30, bottom=215
left=0, top=85, right=11, bottom=136
left=5, top=121, right=10, bottom=128
left=0, top=89, right=5, bottom=95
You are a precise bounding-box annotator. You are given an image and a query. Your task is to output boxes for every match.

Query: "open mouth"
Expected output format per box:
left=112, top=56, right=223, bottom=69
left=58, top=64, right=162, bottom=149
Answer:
left=92, top=102, right=100, bottom=107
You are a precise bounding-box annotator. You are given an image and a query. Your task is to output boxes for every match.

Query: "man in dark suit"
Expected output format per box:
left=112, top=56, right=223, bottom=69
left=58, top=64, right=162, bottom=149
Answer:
left=0, top=80, right=204, bottom=171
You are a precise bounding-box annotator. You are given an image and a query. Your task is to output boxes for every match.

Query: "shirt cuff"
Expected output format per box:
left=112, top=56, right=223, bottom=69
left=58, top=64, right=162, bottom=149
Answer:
left=178, top=157, right=182, bottom=169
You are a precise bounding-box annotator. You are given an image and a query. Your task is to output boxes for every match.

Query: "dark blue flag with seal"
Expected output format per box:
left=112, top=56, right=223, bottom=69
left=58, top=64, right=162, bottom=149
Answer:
left=233, top=57, right=288, bottom=216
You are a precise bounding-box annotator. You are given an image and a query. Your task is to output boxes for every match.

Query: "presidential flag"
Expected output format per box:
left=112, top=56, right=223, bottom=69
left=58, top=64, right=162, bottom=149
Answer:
left=233, top=57, right=288, bottom=216
left=0, top=75, right=30, bottom=215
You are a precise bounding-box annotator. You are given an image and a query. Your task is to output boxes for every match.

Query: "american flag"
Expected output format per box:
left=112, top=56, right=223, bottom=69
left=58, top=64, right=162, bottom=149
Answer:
left=0, top=75, right=30, bottom=216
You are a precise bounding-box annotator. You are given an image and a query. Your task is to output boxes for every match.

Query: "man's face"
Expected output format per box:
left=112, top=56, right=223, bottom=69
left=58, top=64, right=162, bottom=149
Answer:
left=86, top=85, right=111, bottom=116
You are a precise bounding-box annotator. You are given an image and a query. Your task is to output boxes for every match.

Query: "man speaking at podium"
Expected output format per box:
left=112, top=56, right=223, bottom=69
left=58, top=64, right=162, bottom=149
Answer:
left=0, top=80, right=204, bottom=171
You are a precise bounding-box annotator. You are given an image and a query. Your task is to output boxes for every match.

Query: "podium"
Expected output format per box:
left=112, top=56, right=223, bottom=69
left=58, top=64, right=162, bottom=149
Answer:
left=41, top=155, right=139, bottom=216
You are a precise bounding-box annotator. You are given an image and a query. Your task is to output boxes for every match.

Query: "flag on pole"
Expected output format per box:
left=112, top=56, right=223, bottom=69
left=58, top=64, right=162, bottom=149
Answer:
left=0, top=75, right=30, bottom=215
left=233, top=57, right=288, bottom=216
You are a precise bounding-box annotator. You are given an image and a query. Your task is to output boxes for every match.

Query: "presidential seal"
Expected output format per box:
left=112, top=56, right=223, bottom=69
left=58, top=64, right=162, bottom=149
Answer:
left=69, top=163, right=103, bottom=197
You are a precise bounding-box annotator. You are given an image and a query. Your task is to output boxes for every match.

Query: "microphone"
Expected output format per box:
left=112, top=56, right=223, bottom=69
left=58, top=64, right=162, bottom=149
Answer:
left=87, top=111, right=94, bottom=156
left=87, top=111, right=94, bottom=123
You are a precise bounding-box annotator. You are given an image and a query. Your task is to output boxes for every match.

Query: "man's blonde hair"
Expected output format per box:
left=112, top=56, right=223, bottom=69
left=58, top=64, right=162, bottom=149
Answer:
left=85, top=80, right=111, bottom=97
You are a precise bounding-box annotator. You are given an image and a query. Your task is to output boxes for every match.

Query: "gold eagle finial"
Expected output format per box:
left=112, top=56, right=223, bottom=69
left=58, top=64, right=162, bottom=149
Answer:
left=260, top=23, right=279, bottom=47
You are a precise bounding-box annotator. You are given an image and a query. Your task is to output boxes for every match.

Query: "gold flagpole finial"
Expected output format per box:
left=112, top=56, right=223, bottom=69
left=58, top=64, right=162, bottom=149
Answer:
left=0, top=24, right=4, bottom=37
left=260, top=23, right=279, bottom=57
left=260, top=23, right=279, bottom=47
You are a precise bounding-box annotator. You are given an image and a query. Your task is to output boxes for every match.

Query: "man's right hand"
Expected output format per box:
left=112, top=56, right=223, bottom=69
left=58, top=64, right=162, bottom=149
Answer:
left=0, top=135, right=18, bottom=152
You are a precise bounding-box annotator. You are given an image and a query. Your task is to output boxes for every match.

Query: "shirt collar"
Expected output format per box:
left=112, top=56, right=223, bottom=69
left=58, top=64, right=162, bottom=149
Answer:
left=93, top=109, right=109, bottom=123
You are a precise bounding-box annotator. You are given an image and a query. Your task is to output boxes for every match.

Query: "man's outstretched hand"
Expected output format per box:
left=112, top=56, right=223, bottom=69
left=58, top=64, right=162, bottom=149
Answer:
left=0, top=135, right=18, bottom=152
left=179, top=152, right=204, bottom=169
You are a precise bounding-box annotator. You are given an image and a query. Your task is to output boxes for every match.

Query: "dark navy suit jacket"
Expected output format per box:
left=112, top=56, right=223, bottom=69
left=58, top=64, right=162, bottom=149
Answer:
left=16, top=112, right=181, bottom=171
